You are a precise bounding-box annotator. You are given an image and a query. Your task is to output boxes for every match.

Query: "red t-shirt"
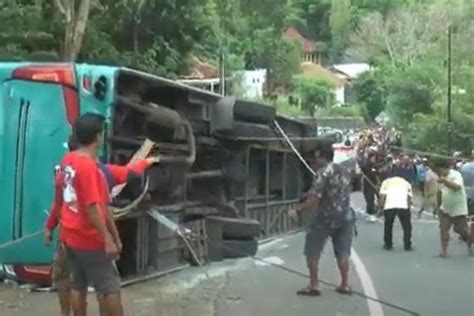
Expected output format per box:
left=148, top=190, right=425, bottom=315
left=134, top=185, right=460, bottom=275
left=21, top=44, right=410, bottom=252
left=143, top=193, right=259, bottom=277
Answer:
left=46, top=154, right=151, bottom=250
left=57, top=152, right=110, bottom=250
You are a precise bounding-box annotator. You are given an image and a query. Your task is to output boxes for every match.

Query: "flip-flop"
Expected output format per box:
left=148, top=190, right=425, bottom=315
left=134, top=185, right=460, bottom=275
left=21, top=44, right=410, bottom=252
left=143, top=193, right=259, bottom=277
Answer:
left=297, top=288, right=321, bottom=296
left=335, top=286, right=353, bottom=295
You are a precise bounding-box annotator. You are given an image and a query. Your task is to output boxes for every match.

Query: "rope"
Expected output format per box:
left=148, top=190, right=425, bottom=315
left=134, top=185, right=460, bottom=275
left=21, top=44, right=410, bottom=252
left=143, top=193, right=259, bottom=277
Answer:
left=273, top=121, right=316, bottom=176
left=211, top=239, right=420, bottom=316
left=0, top=231, right=45, bottom=251
left=266, top=121, right=420, bottom=315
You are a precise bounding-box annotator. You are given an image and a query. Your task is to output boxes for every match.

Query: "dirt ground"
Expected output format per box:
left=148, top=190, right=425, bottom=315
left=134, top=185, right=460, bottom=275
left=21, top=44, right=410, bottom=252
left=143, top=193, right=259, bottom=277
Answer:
left=0, top=264, right=234, bottom=316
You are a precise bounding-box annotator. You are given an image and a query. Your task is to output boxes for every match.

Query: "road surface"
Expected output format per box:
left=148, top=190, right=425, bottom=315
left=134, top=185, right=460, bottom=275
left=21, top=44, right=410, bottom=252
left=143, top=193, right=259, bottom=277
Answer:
left=215, top=193, right=474, bottom=316
left=1, top=193, right=473, bottom=316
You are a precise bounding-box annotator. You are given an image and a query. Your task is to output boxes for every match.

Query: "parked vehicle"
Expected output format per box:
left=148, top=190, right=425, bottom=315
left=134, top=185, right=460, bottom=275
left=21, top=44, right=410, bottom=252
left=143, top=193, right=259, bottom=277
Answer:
left=0, top=63, right=326, bottom=285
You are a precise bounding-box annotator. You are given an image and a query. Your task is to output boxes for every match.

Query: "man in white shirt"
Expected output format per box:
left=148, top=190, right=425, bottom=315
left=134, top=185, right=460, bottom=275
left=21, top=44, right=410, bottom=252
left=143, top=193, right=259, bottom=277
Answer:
left=432, top=160, right=473, bottom=258
left=378, top=175, right=413, bottom=251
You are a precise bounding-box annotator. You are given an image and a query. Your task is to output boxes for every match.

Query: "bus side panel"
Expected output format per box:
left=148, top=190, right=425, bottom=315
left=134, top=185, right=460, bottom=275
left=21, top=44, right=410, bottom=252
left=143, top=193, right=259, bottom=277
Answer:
left=0, top=81, right=70, bottom=264
left=0, top=81, right=20, bottom=245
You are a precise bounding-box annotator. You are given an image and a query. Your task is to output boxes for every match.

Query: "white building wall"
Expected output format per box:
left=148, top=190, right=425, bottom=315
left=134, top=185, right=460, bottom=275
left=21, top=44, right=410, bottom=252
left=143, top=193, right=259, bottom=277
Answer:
left=335, top=86, right=345, bottom=105
left=240, top=69, right=267, bottom=99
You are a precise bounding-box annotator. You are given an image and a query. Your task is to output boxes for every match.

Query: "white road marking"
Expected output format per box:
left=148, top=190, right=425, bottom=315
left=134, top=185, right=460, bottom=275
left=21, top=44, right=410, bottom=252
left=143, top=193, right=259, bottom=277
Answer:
left=255, top=256, right=286, bottom=267
left=351, top=249, right=385, bottom=316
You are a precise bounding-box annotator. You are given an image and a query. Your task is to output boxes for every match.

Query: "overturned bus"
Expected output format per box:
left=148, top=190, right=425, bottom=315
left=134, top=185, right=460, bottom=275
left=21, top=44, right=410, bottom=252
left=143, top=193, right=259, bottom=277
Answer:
left=0, top=63, right=331, bottom=285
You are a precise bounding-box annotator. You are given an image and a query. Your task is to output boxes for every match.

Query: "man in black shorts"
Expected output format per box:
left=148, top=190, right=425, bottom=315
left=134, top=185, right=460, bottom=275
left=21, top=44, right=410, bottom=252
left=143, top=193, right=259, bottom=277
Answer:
left=289, top=141, right=355, bottom=296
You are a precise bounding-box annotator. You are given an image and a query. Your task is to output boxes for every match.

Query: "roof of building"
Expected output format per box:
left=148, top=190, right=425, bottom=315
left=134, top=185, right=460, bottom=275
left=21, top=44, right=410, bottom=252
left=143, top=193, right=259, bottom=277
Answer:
left=283, top=27, right=316, bottom=53
left=332, top=63, right=371, bottom=79
left=183, top=55, right=219, bottom=80
left=300, top=62, right=346, bottom=87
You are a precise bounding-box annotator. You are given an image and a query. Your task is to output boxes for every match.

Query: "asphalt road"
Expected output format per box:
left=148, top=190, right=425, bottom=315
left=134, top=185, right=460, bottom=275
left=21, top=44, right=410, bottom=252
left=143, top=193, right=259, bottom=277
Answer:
left=215, top=193, right=474, bottom=316
left=1, top=193, right=473, bottom=316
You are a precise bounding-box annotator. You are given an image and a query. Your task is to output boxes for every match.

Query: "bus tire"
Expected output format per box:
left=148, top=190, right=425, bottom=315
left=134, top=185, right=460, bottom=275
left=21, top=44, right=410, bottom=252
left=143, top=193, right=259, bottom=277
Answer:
left=234, top=100, right=276, bottom=124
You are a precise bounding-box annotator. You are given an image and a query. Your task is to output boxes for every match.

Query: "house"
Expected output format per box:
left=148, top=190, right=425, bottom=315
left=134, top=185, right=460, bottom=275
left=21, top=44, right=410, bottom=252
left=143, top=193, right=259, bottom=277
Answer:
left=237, top=69, right=267, bottom=99
left=331, top=63, right=371, bottom=104
left=331, top=63, right=371, bottom=80
left=283, top=27, right=324, bottom=64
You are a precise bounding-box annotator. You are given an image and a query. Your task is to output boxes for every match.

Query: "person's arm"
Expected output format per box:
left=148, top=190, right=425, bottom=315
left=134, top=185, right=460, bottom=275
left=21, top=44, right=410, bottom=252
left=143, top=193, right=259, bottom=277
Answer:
left=377, top=180, right=387, bottom=216
left=407, top=184, right=413, bottom=209
left=107, top=157, right=158, bottom=185
left=105, top=207, right=122, bottom=252
left=44, top=183, right=62, bottom=246
left=377, top=194, right=386, bottom=217
left=439, top=175, right=462, bottom=192
left=296, top=194, right=320, bottom=214
left=437, top=189, right=442, bottom=209
left=45, top=185, right=61, bottom=231
left=78, top=162, right=118, bottom=259
left=290, top=168, right=329, bottom=218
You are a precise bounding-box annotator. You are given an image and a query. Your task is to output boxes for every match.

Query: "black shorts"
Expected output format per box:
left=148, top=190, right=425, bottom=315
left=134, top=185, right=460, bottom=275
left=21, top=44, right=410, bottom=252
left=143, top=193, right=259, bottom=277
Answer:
left=65, top=247, right=121, bottom=294
left=304, top=221, right=354, bottom=260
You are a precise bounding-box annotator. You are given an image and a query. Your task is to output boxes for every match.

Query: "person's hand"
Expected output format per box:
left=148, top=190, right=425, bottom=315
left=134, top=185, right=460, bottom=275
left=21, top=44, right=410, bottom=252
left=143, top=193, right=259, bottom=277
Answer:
left=288, top=209, right=299, bottom=220
left=115, top=238, right=123, bottom=253
left=105, top=236, right=119, bottom=261
left=43, top=230, right=53, bottom=247
left=146, top=155, right=160, bottom=165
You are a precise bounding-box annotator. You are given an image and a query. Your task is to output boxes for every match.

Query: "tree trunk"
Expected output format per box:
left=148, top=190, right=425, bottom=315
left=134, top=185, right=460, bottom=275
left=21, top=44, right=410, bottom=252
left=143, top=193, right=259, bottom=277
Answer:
left=55, top=0, right=92, bottom=62
left=133, top=17, right=139, bottom=53
left=70, top=0, right=92, bottom=61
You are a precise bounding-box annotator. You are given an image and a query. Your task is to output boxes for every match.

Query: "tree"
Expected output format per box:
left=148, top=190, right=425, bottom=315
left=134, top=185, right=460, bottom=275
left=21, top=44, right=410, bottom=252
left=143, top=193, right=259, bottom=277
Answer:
left=54, top=0, right=92, bottom=61
left=385, top=65, right=437, bottom=127
left=294, top=75, right=334, bottom=116
left=352, top=70, right=385, bottom=122
left=329, top=0, right=351, bottom=61
left=347, top=3, right=449, bottom=67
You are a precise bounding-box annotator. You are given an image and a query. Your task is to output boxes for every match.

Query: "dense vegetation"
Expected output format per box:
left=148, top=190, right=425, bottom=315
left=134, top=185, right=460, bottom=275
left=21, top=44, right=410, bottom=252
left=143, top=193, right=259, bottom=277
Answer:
left=0, top=0, right=472, bottom=154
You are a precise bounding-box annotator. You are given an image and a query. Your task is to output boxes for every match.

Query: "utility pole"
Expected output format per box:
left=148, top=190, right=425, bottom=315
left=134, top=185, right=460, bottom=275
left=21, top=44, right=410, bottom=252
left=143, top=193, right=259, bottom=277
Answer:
left=447, top=25, right=452, bottom=155
left=218, top=3, right=227, bottom=96
left=219, top=50, right=226, bottom=96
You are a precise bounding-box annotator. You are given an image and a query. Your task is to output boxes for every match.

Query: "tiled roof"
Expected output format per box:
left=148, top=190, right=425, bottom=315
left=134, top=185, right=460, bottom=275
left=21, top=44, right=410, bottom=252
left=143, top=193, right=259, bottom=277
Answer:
left=283, top=27, right=316, bottom=53
left=300, top=62, right=346, bottom=87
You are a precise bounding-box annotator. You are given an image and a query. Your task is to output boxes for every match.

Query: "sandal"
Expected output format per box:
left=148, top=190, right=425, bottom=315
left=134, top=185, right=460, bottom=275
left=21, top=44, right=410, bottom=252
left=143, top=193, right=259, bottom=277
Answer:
left=335, top=286, right=353, bottom=295
left=297, top=288, right=321, bottom=296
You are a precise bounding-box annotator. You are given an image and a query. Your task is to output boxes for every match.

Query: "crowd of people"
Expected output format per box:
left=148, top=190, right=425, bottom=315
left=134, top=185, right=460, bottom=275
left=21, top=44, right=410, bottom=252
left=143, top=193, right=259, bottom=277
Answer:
left=289, top=127, right=473, bottom=298
left=353, top=124, right=473, bottom=257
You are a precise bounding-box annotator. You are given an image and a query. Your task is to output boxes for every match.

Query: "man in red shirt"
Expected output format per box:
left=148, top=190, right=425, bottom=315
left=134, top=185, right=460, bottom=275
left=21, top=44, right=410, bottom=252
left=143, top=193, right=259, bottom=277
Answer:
left=44, top=134, right=158, bottom=316
left=48, top=113, right=155, bottom=316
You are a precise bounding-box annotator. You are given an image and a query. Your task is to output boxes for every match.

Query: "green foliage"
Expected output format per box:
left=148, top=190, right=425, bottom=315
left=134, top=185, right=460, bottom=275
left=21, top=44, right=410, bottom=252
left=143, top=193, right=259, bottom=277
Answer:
left=270, top=97, right=306, bottom=117
left=352, top=69, right=385, bottom=122
left=317, top=104, right=362, bottom=117
left=385, top=66, right=437, bottom=127
left=0, top=3, right=56, bottom=59
left=294, top=75, right=335, bottom=115
left=0, top=0, right=471, bottom=158
left=329, top=0, right=352, bottom=61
